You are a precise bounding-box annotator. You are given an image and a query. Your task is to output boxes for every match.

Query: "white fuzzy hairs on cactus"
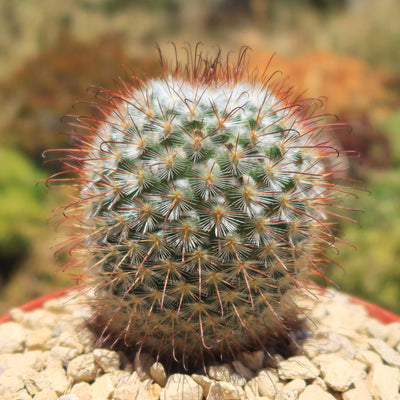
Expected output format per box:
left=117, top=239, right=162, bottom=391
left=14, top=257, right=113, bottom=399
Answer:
left=50, top=45, right=355, bottom=371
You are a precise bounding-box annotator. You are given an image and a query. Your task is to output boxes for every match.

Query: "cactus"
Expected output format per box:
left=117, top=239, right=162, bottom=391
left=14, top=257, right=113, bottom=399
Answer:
left=51, top=47, right=354, bottom=371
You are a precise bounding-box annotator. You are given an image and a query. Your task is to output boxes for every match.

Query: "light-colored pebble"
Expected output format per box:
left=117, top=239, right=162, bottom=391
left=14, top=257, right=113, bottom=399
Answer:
left=13, top=389, right=33, bottom=400
left=150, top=362, right=167, bottom=387
left=191, top=374, right=213, bottom=397
left=23, top=373, right=43, bottom=396
left=0, top=322, right=27, bottom=353
left=91, top=373, right=115, bottom=399
left=67, top=302, right=92, bottom=320
left=70, top=382, right=91, bottom=400
left=206, top=364, right=247, bottom=387
left=368, top=363, right=400, bottom=400
left=112, top=372, right=140, bottom=400
left=43, top=297, right=71, bottom=313
left=113, top=371, right=159, bottom=400
left=217, top=381, right=246, bottom=399
left=309, top=302, right=327, bottom=322
left=32, top=388, right=58, bottom=400
left=333, top=327, right=366, bottom=342
left=26, top=327, right=52, bottom=351
left=0, top=375, right=25, bottom=396
left=67, top=354, right=97, bottom=383
left=348, top=359, right=368, bottom=380
left=364, top=319, right=389, bottom=340
left=160, top=374, right=203, bottom=400
left=1, top=366, right=36, bottom=379
left=342, top=386, right=373, bottom=400
left=313, top=353, right=357, bottom=392
left=312, top=376, right=328, bottom=391
left=109, top=369, right=131, bottom=387
left=207, top=381, right=247, bottom=400
left=244, top=378, right=259, bottom=398
left=0, top=351, right=46, bottom=372
left=318, top=299, right=368, bottom=332
left=23, top=365, right=69, bottom=396
left=301, top=336, right=342, bottom=359
left=93, top=349, right=120, bottom=373
left=146, top=383, right=162, bottom=400
left=206, top=382, right=224, bottom=400
left=44, top=337, right=58, bottom=351
left=47, top=367, right=70, bottom=395
left=354, top=378, right=370, bottom=391
left=76, top=329, right=96, bottom=350
left=368, top=337, right=400, bottom=367
left=354, top=349, right=383, bottom=367
left=228, top=373, right=247, bottom=387
left=253, top=398, right=276, bottom=400
left=276, top=379, right=306, bottom=400
left=56, top=331, right=84, bottom=354
left=57, top=395, right=79, bottom=400
left=255, top=369, right=282, bottom=398
left=386, top=322, right=400, bottom=347
left=297, top=384, right=335, bottom=400
left=319, top=359, right=355, bottom=392
left=44, top=355, right=64, bottom=370
left=250, top=398, right=273, bottom=400
left=52, top=320, right=76, bottom=337
left=12, top=309, right=57, bottom=329
left=278, top=356, right=319, bottom=380
left=208, top=364, right=235, bottom=382
left=50, top=346, right=80, bottom=366
left=8, top=307, right=25, bottom=323
left=325, top=333, right=356, bottom=359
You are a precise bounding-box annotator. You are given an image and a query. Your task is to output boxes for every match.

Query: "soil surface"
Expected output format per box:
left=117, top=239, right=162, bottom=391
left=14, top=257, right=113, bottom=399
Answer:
left=1, top=289, right=400, bottom=400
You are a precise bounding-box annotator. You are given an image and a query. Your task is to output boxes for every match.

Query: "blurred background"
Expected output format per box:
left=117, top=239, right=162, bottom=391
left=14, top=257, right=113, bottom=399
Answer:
left=1, top=0, right=399, bottom=314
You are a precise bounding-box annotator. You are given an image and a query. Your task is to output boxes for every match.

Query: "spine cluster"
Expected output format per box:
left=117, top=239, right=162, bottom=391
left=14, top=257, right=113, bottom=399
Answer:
left=52, top=48, right=354, bottom=371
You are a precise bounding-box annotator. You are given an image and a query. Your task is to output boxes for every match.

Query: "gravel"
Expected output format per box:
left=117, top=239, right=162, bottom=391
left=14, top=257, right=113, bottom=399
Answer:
left=1, top=288, right=400, bottom=400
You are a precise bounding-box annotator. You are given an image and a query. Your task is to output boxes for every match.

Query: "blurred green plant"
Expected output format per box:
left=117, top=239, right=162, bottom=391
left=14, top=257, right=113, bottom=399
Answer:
left=0, top=147, right=46, bottom=280
left=384, top=110, right=400, bottom=167
left=328, top=111, right=400, bottom=313
left=82, top=0, right=179, bottom=12
left=329, top=172, right=400, bottom=313
left=0, top=146, right=76, bottom=313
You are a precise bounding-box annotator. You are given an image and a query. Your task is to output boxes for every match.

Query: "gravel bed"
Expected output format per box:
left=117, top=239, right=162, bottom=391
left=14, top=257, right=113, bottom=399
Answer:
left=1, top=289, right=400, bottom=400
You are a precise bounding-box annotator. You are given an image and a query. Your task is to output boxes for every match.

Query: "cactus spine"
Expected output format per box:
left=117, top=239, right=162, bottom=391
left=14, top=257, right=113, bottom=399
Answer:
left=52, top=48, right=353, bottom=371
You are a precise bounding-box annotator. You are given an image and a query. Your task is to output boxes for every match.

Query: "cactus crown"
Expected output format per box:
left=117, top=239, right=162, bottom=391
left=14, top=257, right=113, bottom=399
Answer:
left=51, top=47, right=354, bottom=372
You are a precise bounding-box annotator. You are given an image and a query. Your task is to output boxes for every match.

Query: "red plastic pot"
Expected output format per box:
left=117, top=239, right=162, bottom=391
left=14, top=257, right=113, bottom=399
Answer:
left=1, top=288, right=399, bottom=325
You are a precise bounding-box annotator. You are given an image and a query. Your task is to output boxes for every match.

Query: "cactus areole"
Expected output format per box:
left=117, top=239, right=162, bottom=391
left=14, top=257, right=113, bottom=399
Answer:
left=51, top=47, right=354, bottom=371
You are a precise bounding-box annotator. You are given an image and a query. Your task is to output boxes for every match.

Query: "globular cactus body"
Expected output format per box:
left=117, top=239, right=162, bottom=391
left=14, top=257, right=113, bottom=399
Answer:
left=53, top=49, right=352, bottom=371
